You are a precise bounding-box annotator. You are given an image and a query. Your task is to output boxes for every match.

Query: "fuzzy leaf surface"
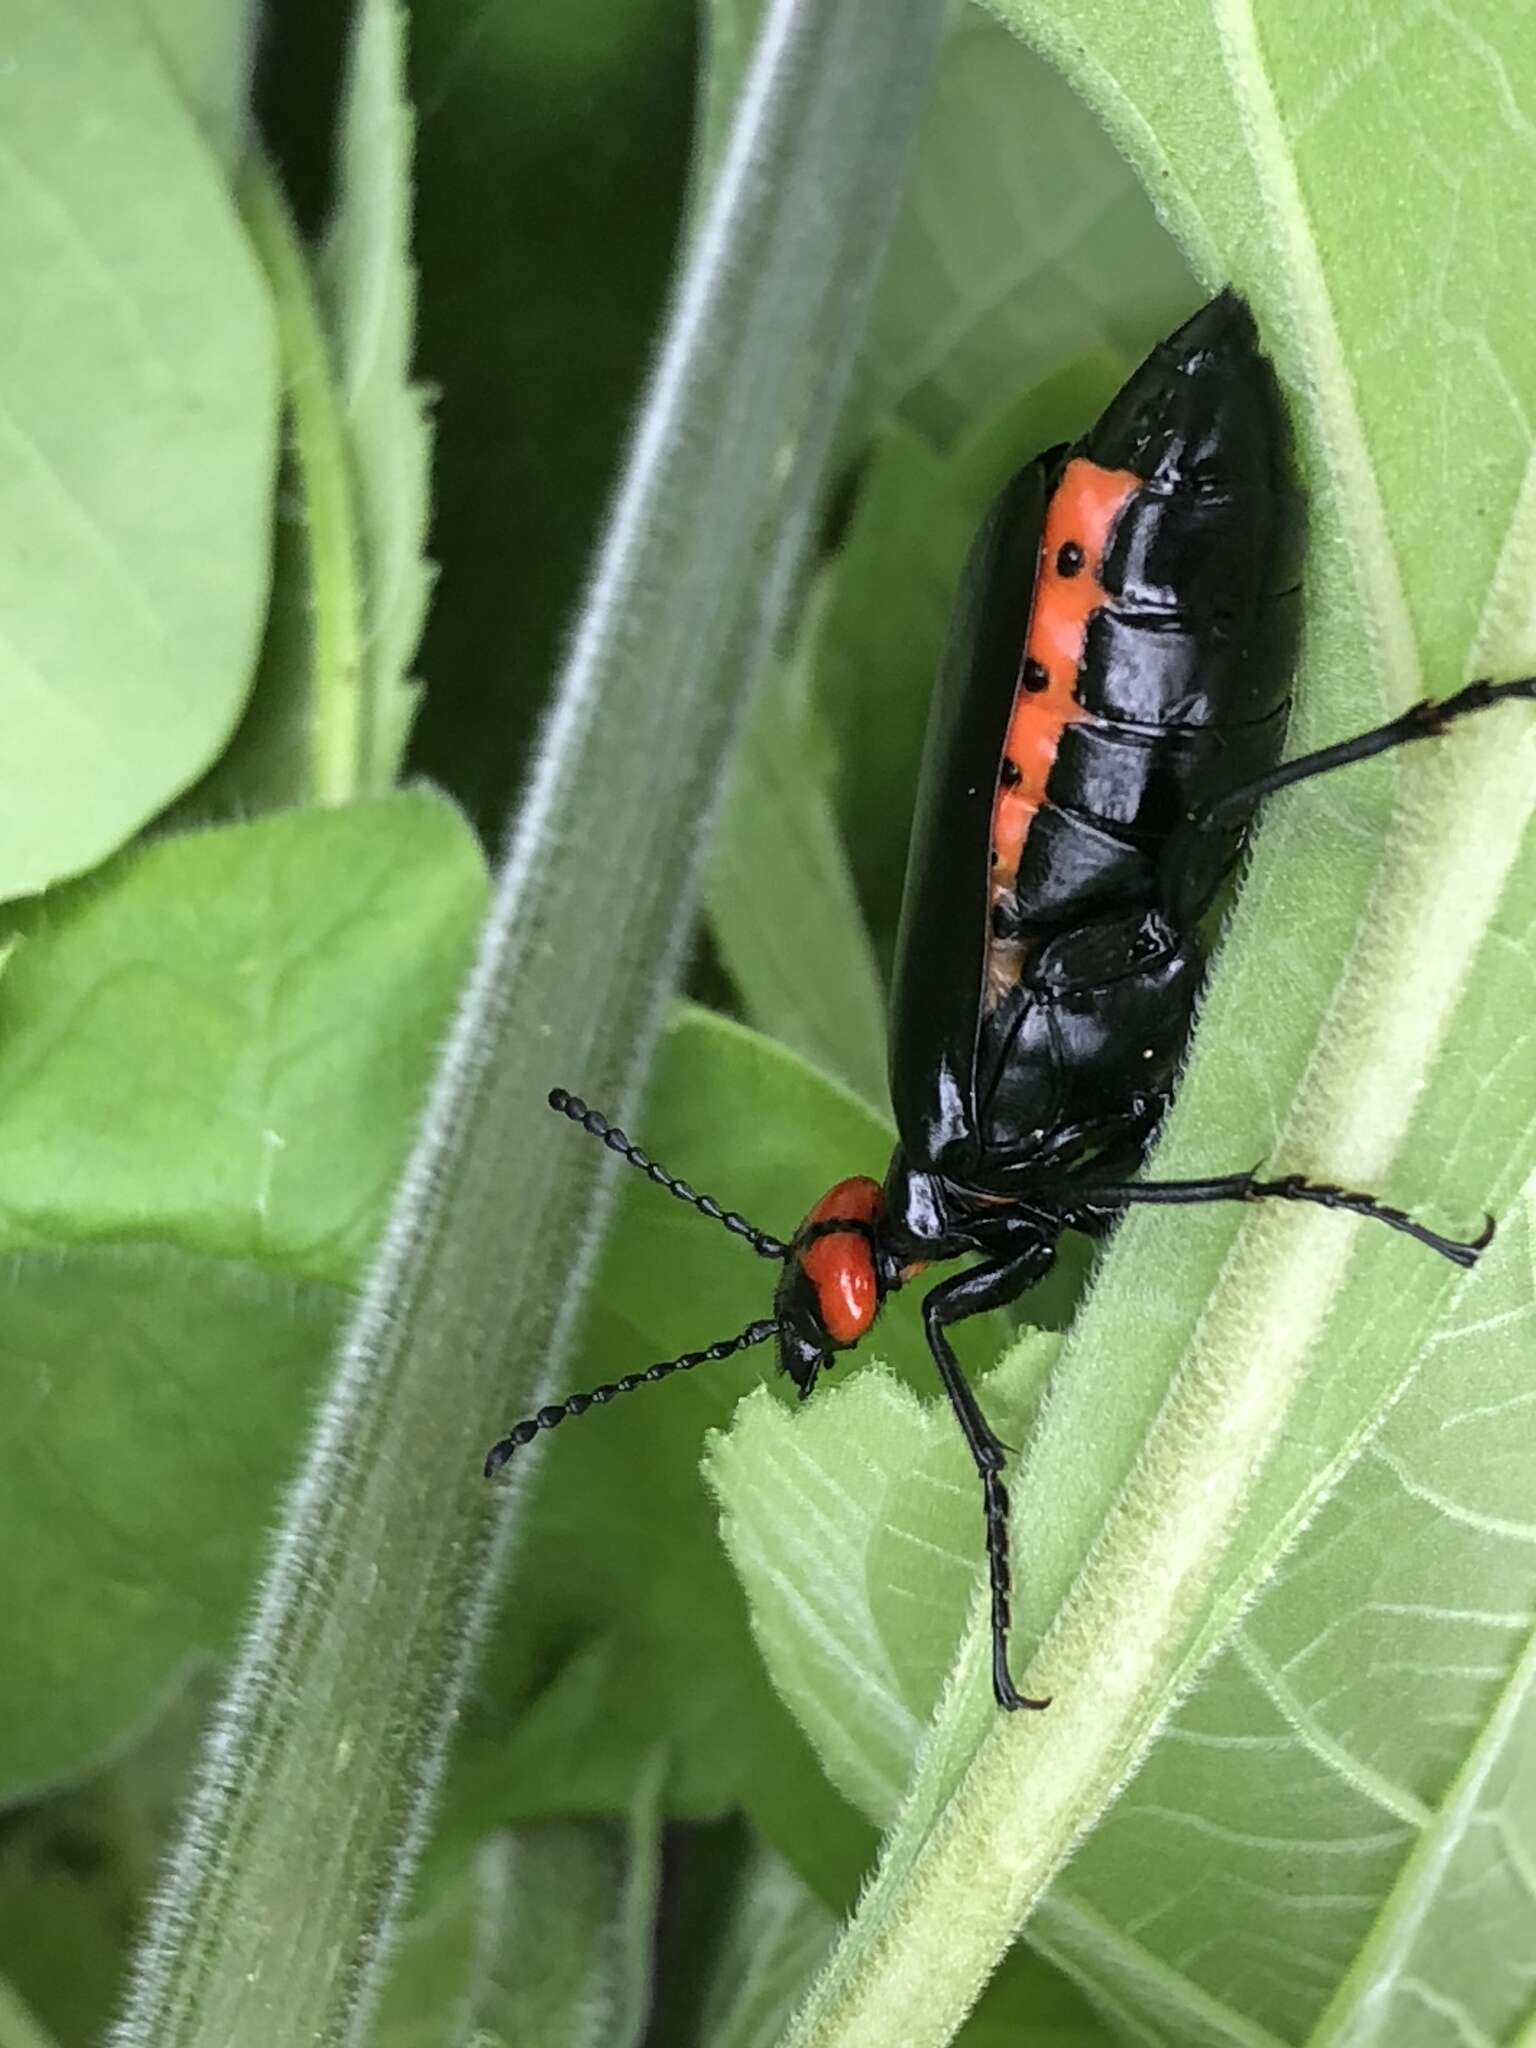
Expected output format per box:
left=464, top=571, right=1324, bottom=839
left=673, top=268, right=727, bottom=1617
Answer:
left=137, top=0, right=260, bottom=162
left=709, top=629, right=887, bottom=1110
left=0, top=792, right=485, bottom=1286
left=702, top=1, right=1194, bottom=451
left=0, top=0, right=275, bottom=899
left=0, top=795, right=485, bottom=1796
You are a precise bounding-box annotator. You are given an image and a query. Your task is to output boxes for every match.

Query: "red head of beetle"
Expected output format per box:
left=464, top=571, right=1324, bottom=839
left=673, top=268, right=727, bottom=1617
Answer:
left=772, top=1176, right=888, bottom=1398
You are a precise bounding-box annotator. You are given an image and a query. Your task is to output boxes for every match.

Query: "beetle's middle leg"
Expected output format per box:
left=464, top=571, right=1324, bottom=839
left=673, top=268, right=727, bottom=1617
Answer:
left=920, top=1247, right=1056, bottom=1712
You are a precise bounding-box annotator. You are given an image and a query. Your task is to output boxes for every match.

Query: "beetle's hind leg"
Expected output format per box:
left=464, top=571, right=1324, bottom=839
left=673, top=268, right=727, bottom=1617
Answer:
left=919, top=1249, right=1057, bottom=1712
left=1059, top=1170, right=1492, bottom=1267
left=1184, top=673, right=1535, bottom=839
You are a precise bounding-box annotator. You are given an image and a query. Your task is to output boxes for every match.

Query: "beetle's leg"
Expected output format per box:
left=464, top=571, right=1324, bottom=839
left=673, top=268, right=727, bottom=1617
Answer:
left=920, top=1248, right=1056, bottom=1712
left=1059, top=1172, right=1492, bottom=1268
left=1183, top=674, right=1535, bottom=839
left=1067, top=1203, right=1123, bottom=1242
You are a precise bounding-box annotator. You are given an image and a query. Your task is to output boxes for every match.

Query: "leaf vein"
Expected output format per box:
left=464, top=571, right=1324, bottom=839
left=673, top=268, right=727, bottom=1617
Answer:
left=1235, top=1633, right=1431, bottom=1827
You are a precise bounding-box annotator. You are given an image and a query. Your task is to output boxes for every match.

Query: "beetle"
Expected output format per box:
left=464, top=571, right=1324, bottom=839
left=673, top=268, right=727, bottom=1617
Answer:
left=487, top=291, right=1532, bottom=1711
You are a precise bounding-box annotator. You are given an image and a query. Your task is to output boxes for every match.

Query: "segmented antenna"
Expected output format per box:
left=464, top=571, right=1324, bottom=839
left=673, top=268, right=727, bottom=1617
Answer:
left=548, top=1088, right=790, bottom=1260
left=484, top=1317, right=781, bottom=1475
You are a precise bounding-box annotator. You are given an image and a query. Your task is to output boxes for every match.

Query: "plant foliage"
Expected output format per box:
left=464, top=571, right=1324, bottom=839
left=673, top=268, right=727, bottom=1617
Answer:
left=0, top=2, right=1530, bottom=2046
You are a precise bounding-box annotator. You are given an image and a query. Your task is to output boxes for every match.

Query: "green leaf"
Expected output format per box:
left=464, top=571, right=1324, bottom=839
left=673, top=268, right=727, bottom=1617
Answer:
left=0, top=1855, right=115, bottom=2048
left=0, top=1678, right=216, bottom=2047
left=607, top=1752, right=667, bottom=2048
left=174, top=417, right=324, bottom=817
left=371, top=1852, right=497, bottom=2048
left=695, top=1845, right=837, bottom=2048
left=183, top=19, right=432, bottom=823
left=0, top=0, right=277, bottom=901
left=0, top=1246, right=345, bottom=1801
left=181, top=159, right=369, bottom=815
left=321, top=0, right=434, bottom=790
left=0, top=795, right=484, bottom=1800
left=137, top=0, right=261, bottom=164
left=468, top=1835, right=613, bottom=2048
left=1032, top=1189, right=1536, bottom=2048
left=0, top=1976, right=63, bottom=2048
left=702, top=1, right=1195, bottom=451
left=708, top=620, right=888, bottom=1110
left=809, top=422, right=978, bottom=971
left=717, top=1191, right=1536, bottom=2047
left=848, top=6, right=1196, bottom=446
left=0, top=791, right=486, bottom=1288
left=956, top=1950, right=1109, bottom=2048
left=706, top=1340, right=1059, bottom=1824
left=370, top=1772, right=668, bottom=2048
left=112, top=8, right=950, bottom=2042
left=466, top=1753, right=666, bottom=2048
left=651, top=1816, right=1103, bottom=2048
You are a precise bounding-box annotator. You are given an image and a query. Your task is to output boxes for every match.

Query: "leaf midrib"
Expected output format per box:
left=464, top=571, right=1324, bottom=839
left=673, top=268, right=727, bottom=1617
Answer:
left=1304, top=1610, right=1536, bottom=2047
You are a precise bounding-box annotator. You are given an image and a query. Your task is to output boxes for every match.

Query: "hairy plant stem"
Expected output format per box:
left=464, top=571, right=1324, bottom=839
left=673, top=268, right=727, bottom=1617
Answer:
left=110, top=4, right=944, bottom=2042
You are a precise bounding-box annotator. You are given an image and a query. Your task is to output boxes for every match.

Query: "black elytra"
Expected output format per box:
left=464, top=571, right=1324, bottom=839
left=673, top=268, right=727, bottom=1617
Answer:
left=488, top=291, right=1530, bottom=1714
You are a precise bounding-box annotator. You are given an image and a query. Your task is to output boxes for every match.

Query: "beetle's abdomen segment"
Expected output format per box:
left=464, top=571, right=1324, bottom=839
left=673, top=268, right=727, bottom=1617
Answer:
left=990, top=461, right=1138, bottom=887
left=784, top=1176, right=885, bottom=1349
left=976, top=909, right=1202, bottom=1174
left=988, top=294, right=1300, bottom=990
left=987, top=459, right=1138, bottom=1005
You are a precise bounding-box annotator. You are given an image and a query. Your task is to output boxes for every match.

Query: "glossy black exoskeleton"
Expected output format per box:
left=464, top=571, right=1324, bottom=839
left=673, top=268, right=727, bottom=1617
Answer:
left=489, top=292, right=1530, bottom=1711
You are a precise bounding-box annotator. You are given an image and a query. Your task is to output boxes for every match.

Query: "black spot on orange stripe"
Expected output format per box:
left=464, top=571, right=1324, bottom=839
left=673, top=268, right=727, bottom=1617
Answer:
left=985, top=457, right=1140, bottom=1006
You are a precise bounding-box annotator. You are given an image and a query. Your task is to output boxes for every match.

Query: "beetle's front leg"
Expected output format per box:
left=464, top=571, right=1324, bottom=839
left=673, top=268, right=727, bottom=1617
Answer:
left=920, top=1245, right=1057, bottom=1711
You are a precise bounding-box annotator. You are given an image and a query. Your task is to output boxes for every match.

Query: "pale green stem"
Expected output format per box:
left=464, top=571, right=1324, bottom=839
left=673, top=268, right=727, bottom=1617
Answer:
left=237, top=157, right=366, bottom=806
left=109, top=4, right=944, bottom=2043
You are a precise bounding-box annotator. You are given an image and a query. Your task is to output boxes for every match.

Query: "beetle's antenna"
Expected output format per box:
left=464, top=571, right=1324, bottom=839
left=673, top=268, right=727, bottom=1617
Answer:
left=484, top=1317, right=782, bottom=1475
left=548, top=1088, right=790, bottom=1261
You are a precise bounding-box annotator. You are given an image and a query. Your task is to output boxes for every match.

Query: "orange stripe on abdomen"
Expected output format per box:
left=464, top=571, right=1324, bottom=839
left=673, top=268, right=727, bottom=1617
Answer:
left=986, top=458, right=1139, bottom=1000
